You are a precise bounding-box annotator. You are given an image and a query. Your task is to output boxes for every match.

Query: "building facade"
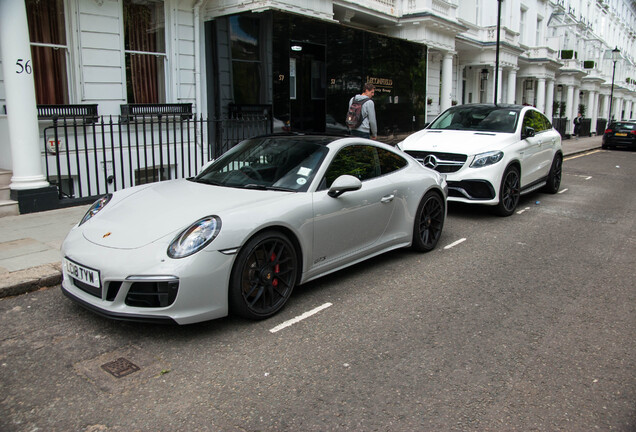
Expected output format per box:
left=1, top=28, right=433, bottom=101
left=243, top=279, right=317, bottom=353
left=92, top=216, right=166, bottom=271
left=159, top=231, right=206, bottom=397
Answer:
left=1, top=0, right=635, bottom=213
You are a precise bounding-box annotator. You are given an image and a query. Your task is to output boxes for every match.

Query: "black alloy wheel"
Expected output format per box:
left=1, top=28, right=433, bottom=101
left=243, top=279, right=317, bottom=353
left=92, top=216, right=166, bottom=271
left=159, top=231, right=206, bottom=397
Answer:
left=494, top=166, right=520, bottom=216
left=229, top=231, right=298, bottom=320
left=543, top=154, right=563, bottom=194
left=412, top=191, right=445, bottom=252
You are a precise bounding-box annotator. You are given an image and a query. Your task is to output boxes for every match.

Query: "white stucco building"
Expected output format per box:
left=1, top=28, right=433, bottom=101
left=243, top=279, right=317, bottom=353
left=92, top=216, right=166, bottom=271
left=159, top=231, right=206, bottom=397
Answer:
left=1, top=0, right=635, bottom=214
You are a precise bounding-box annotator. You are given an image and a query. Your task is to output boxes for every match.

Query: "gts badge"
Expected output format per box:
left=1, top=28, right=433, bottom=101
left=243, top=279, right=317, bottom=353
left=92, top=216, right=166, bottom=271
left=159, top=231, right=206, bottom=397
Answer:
left=313, top=256, right=326, bottom=264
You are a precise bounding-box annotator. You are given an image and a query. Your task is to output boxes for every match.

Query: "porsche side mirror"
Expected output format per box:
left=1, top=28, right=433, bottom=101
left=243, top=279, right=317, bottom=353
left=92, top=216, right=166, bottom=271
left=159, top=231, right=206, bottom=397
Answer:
left=328, top=175, right=362, bottom=198
left=522, top=126, right=535, bottom=139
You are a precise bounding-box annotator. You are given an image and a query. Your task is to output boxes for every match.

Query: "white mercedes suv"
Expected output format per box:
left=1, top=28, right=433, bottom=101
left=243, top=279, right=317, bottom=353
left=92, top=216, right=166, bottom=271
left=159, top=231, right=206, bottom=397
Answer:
left=398, top=104, right=563, bottom=216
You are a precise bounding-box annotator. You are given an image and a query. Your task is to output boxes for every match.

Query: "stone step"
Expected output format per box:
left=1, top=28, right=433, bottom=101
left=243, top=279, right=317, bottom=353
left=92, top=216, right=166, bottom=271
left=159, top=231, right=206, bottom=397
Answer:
left=0, top=185, right=10, bottom=201
left=0, top=170, right=11, bottom=188
left=0, top=199, right=19, bottom=218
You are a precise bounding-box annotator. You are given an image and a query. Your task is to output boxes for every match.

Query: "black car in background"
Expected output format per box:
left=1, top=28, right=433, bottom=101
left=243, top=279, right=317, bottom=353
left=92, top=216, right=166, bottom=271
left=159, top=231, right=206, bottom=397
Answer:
left=602, top=121, right=636, bottom=150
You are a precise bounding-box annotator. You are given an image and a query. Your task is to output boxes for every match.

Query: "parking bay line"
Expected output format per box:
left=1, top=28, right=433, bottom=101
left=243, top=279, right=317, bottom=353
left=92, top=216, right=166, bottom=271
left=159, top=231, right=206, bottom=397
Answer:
left=516, top=207, right=531, bottom=214
left=269, top=302, right=333, bottom=333
left=558, top=188, right=568, bottom=194
left=444, top=238, right=466, bottom=250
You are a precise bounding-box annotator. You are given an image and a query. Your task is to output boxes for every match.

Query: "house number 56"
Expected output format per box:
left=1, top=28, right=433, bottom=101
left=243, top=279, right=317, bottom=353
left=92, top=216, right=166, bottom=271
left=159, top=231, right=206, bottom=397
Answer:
left=16, top=59, right=32, bottom=74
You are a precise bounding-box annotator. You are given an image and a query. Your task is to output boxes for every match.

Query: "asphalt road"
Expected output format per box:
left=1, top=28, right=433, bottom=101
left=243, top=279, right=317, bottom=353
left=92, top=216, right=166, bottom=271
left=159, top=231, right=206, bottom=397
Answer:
left=1, top=149, right=635, bottom=431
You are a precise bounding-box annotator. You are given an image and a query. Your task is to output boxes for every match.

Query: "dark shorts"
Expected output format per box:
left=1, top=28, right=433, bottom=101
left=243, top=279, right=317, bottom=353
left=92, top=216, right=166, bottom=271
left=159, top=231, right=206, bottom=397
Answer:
left=350, top=129, right=371, bottom=139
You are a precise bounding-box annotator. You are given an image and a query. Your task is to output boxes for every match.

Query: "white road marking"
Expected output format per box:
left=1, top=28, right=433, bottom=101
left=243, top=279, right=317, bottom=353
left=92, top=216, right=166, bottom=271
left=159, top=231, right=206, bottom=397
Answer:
left=516, top=207, right=531, bottom=214
left=558, top=188, right=568, bottom=194
left=444, top=238, right=466, bottom=250
left=269, top=302, right=332, bottom=333
left=568, top=174, right=593, bottom=180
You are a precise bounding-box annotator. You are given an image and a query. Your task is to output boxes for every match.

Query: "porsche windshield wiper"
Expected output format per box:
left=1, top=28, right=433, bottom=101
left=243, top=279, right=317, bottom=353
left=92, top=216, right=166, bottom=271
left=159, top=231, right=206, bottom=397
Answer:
left=191, top=177, right=224, bottom=186
left=243, top=184, right=296, bottom=192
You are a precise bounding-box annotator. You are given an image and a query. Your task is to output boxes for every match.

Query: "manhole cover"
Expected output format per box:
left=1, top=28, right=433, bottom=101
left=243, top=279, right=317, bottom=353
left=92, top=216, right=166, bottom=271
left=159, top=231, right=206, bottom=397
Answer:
left=101, top=357, right=140, bottom=378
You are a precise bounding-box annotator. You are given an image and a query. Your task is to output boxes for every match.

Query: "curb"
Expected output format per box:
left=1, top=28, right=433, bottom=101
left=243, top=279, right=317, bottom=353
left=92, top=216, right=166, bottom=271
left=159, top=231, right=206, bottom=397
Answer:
left=563, top=146, right=601, bottom=158
left=0, top=263, right=62, bottom=299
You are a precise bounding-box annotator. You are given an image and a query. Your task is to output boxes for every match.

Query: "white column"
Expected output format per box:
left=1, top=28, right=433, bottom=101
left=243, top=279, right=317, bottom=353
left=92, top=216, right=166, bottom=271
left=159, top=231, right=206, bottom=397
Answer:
left=516, top=79, right=524, bottom=105
left=545, top=79, right=555, bottom=119
left=586, top=91, right=595, bottom=119
left=536, top=78, right=546, bottom=113
left=565, top=85, right=574, bottom=134
left=603, top=94, right=610, bottom=119
left=572, top=86, right=580, bottom=118
left=591, top=92, right=599, bottom=134
left=507, top=69, right=517, bottom=104
left=440, top=52, right=453, bottom=112
left=617, top=98, right=624, bottom=119
left=0, top=0, right=49, bottom=191
left=496, top=67, right=503, bottom=103
left=586, top=90, right=594, bottom=135
left=612, top=97, right=619, bottom=121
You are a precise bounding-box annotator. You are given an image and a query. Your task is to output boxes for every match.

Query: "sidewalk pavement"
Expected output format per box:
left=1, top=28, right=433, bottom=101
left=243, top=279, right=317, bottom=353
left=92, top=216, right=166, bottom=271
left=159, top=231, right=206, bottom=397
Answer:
left=0, top=135, right=603, bottom=299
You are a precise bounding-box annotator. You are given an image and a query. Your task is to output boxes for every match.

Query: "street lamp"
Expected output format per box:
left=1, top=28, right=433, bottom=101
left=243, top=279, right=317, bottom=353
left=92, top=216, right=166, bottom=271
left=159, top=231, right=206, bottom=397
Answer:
left=608, top=47, right=621, bottom=124
left=494, top=0, right=503, bottom=104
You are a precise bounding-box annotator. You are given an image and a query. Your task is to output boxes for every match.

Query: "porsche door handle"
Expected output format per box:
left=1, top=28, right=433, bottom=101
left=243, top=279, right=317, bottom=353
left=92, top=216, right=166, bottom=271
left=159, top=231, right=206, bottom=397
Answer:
left=381, top=194, right=395, bottom=203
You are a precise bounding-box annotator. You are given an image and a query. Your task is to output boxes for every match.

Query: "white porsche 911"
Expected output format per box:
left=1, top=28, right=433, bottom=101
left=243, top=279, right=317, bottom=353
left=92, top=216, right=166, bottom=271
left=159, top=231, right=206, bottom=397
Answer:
left=398, top=104, right=563, bottom=216
left=61, top=135, right=447, bottom=324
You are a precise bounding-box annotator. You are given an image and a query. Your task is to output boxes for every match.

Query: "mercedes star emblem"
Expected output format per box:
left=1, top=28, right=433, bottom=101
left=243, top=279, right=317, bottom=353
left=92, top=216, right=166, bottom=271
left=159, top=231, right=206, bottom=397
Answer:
left=423, top=154, right=439, bottom=169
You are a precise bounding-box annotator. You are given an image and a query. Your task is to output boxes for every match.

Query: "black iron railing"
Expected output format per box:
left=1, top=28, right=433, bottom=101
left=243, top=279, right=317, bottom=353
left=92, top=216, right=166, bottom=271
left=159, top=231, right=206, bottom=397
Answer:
left=38, top=104, right=99, bottom=122
left=42, top=112, right=271, bottom=201
left=552, top=117, right=567, bottom=138
left=120, top=103, right=193, bottom=121
left=596, top=118, right=607, bottom=135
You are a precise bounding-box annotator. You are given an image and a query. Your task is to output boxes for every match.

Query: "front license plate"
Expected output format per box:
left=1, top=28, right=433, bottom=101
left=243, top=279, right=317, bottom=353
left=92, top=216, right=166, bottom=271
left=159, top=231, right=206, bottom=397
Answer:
left=615, top=133, right=627, bottom=136
left=64, top=258, right=100, bottom=288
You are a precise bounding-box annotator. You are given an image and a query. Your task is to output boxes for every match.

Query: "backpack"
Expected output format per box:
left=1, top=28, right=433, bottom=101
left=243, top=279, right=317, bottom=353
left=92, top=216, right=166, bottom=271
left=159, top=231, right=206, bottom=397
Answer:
left=345, top=97, right=369, bottom=129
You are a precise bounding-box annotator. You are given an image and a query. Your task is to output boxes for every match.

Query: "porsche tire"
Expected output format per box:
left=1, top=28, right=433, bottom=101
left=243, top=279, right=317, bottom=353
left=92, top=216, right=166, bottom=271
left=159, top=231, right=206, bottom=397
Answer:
left=229, top=231, right=298, bottom=320
left=412, top=191, right=445, bottom=252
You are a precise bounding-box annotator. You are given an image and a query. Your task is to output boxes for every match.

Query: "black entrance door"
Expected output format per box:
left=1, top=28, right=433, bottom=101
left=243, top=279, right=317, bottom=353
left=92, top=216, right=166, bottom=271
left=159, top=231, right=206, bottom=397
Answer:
left=289, top=41, right=326, bottom=133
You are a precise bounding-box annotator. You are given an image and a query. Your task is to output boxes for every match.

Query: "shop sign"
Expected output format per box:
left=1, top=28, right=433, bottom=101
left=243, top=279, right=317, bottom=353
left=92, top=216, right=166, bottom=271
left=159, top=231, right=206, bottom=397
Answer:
left=366, top=76, right=393, bottom=93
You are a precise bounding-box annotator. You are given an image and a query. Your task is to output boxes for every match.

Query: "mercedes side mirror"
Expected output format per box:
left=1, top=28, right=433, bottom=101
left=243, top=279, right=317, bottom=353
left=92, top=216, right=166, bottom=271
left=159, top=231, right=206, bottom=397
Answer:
left=522, top=126, right=535, bottom=139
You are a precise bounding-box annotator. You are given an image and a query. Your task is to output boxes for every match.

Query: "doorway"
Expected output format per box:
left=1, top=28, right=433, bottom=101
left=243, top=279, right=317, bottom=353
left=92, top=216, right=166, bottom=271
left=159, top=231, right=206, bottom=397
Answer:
left=289, top=41, right=326, bottom=132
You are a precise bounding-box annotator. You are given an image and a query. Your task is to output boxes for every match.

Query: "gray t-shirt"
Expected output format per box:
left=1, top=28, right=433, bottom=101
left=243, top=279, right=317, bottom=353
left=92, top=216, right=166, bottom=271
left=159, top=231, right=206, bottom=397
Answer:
left=348, top=95, right=377, bottom=137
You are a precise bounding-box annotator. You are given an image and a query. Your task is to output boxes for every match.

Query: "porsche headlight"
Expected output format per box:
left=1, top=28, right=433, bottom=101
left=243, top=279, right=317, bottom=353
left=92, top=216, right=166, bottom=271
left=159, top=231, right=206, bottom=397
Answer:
left=168, top=216, right=222, bottom=258
left=470, top=151, right=503, bottom=168
left=79, top=194, right=112, bottom=226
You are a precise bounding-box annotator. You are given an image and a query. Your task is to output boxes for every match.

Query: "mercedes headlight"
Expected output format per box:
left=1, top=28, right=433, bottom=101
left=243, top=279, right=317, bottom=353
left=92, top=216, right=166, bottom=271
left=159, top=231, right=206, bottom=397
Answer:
left=470, top=151, right=503, bottom=168
left=79, top=194, right=112, bottom=226
left=168, top=216, right=222, bottom=258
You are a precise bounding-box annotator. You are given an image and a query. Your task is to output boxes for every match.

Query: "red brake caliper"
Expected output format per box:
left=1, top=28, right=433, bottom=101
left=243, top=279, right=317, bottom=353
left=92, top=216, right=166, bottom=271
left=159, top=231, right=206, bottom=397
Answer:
left=271, top=252, right=279, bottom=287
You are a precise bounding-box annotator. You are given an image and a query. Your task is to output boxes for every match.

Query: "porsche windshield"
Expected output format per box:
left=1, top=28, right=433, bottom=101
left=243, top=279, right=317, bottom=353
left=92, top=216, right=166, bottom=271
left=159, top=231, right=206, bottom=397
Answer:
left=429, top=105, right=520, bottom=133
left=194, top=136, right=330, bottom=191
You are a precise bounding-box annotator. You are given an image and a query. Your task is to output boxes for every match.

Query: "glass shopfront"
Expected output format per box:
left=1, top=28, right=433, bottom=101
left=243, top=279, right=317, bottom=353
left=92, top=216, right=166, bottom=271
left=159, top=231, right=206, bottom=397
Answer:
left=207, top=11, right=427, bottom=137
left=272, top=12, right=427, bottom=135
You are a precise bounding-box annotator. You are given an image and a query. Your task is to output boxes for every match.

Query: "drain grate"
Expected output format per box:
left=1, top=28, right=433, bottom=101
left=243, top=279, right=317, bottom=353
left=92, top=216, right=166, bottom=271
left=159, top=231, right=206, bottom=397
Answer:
left=100, top=357, right=140, bottom=378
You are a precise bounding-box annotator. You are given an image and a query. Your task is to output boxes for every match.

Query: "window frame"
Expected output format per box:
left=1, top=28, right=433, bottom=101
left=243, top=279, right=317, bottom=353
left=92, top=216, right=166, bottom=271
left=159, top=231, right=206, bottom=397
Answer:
left=317, top=143, right=398, bottom=191
left=122, top=0, right=168, bottom=104
left=377, top=147, right=408, bottom=175
left=229, top=14, right=263, bottom=105
left=26, top=0, right=73, bottom=105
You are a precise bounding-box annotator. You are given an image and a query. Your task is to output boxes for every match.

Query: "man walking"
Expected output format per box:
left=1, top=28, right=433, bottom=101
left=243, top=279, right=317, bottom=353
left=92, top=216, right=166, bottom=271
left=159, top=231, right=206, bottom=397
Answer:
left=347, top=83, right=378, bottom=139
